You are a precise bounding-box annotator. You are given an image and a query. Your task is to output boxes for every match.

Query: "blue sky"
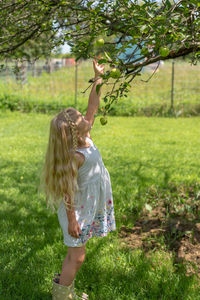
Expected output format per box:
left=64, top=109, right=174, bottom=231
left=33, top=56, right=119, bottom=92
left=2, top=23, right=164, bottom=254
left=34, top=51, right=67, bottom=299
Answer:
left=60, top=43, right=71, bottom=53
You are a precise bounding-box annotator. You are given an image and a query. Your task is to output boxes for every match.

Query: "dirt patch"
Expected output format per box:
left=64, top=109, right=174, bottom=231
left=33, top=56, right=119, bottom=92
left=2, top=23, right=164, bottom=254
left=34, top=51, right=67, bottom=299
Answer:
left=118, top=182, right=200, bottom=278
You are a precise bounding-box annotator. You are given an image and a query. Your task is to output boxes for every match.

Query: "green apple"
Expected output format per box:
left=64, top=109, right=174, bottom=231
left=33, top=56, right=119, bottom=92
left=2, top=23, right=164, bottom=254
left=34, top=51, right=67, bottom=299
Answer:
left=100, top=117, right=107, bottom=125
left=159, top=47, right=170, bottom=57
left=95, top=38, right=105, bottom=47
left=110, top=68, right=121, bottom=79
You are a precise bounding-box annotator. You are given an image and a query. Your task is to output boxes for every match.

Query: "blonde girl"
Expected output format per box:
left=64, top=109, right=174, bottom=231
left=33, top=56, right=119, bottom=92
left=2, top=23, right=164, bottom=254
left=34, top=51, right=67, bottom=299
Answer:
left=39, top=58, right=116, bottom=299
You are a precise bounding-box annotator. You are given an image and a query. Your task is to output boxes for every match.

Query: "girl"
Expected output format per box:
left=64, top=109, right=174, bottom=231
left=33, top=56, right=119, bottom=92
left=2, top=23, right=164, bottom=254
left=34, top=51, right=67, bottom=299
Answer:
left=39, top=58, right=116, bottom=299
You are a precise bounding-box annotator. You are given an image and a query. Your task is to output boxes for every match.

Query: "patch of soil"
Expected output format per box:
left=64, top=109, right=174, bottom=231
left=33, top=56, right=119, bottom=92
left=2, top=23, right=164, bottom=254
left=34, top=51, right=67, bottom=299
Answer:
left=118, top=182, right=200, bottom=278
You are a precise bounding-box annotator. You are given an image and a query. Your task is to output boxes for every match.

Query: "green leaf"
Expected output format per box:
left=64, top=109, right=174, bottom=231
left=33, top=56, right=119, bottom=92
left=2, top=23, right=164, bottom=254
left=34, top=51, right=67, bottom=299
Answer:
left=104, top=51, right=112, bottom=61
left=75, top=55, right=82, bottom=62
left=96, top=83, right=103, bottom=95
left=105, top=104, right=110, bottom=110
left=98, top=58, right=107, bottom=64
left=141, top=25, right=148, bottom=33
left=141, top=47, right=148, bottom=55
left=147, top=11, right=154, bottom=18
left=87, top=1, right=93, bottom=7
left=103, top=97, right=108, bottom=103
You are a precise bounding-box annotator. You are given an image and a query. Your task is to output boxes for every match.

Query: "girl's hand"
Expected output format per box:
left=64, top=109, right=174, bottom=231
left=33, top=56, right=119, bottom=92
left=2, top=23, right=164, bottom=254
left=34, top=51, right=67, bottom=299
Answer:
left=93, top=56, right=105, bottom=78
left=68, top=219, right=82, bottom=239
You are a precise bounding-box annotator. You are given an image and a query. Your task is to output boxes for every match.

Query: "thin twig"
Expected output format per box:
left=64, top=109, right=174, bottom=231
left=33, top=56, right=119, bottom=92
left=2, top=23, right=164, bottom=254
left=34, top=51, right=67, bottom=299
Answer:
left=81, top=77, right=103, bottom=94
left=81, top=82, right=93, bottom=94
left=141, top=61, right=160, bottom=83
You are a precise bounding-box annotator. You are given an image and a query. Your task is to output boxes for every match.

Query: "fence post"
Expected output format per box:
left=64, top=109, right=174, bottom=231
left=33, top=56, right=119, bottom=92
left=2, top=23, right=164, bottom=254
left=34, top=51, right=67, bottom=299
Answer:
left=5, top=58, right=9, bottom=82
left=32, top=60, right=36, bottom=77
left=170, top=60, right=175, bottom=112
left=75, top=61, right=78, bottom=109
left=21, top=60, right=27, bottom=85
left=46, top=57, right=53, bottom=73
left=15, top=59, right=20, bottom=82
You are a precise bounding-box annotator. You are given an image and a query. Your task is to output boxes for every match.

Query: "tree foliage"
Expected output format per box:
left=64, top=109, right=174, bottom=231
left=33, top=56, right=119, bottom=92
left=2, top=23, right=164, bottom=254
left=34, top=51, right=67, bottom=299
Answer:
left=0, top=0, right=200, bottom=115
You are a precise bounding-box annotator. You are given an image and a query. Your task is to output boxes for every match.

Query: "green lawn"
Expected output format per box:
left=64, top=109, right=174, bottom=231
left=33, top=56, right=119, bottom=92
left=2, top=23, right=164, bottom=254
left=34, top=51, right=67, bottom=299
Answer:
left=1, top=110, right=200, bottom=299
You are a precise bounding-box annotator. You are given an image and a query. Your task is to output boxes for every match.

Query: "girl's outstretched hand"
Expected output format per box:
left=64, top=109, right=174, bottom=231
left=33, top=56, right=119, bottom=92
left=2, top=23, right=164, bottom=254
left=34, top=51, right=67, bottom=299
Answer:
left=93, top=56, right=105, bottom=78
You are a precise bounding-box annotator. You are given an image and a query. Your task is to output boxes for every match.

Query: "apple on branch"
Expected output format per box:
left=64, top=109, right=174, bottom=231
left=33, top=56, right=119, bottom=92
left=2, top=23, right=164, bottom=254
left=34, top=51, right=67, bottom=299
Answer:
left=95, top=38, right=105, bottom=47
left=159, top=47, right=170, bottom=57
left=110, top=68, right=121, bottom=79
left=100, top=116, right=107, bottom=125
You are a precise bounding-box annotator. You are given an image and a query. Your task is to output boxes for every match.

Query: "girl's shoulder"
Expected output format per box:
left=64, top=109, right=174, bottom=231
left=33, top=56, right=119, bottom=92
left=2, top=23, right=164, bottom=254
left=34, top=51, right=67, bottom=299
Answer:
left=75, top=136, right=95, bottom=168
left=75, top=152, right=85, bottom=169
left=85, top=132, right=92, bottom=140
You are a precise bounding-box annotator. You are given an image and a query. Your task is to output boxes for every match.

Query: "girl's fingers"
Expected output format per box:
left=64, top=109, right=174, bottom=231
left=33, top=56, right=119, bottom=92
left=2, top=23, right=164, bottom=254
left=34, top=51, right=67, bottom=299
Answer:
left=74, top=231, right=79, bottom=238
left=78, top=224, right=82, bottom=234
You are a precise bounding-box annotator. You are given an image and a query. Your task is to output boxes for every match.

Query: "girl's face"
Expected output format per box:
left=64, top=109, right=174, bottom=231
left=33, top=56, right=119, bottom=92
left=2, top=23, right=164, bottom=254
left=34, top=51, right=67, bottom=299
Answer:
left=73, top=109, right=92, bottom=137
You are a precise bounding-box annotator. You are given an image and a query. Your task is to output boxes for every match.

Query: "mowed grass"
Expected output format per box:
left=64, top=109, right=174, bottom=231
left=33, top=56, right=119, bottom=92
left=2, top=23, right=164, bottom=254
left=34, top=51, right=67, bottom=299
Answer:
left=1, top=110, right=200, bottom=299
left=0, top=60, right=200, bottom=111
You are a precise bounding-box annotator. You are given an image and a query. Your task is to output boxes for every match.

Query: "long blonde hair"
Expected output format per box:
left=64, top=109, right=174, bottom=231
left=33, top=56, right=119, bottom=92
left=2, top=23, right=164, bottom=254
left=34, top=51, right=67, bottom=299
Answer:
left=38, top=107, right=81, bottom=213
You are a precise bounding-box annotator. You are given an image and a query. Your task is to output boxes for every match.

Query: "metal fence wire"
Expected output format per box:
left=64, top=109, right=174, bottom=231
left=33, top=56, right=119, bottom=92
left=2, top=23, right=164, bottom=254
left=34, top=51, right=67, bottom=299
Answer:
left=0, top=58, right=199, bottom=111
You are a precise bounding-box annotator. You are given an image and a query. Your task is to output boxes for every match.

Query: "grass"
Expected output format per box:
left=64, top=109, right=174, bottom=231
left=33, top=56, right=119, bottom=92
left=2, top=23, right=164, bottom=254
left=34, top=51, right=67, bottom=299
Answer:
left=0, top=60, right=200, bottom=113
left=1, top=110, right=200, bottom=299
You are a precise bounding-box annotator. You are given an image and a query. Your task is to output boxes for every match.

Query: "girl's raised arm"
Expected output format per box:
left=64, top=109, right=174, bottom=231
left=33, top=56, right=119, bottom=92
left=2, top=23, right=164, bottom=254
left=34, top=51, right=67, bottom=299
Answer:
left=85, top=58, right=105, bottom=125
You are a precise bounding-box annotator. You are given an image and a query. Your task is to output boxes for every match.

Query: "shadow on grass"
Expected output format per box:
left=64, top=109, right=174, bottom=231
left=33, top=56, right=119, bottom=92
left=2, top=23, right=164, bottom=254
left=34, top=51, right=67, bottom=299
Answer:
left=1, top=157, right=200, bottom=299
left=0, top=157, right=64, bottom=299
left=0, top=192, right=61, bottom=299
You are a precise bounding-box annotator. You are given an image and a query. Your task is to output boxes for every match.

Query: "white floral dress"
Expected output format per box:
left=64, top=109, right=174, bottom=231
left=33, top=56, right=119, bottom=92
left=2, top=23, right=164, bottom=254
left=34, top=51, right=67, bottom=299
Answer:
left=57, top=137, right=116, bottom=247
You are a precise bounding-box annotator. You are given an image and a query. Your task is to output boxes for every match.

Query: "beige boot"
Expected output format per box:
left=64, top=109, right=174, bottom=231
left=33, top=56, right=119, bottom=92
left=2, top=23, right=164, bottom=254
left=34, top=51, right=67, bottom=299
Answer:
left=52, top=277, right=74, bottom=300
left=52, top=273, right=88, bottom=300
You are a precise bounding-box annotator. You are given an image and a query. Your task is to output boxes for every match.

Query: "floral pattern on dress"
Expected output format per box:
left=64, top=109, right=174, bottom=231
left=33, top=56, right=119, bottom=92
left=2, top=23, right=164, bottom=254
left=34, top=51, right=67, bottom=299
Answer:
left=79, top=198, right=116, bottom=244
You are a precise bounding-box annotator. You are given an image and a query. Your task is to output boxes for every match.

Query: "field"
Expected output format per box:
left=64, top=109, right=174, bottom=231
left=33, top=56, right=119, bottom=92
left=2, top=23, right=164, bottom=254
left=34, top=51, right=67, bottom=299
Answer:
left=1, top=110, right=200, bottom=299
left=0, top=60, right=200, bottom=116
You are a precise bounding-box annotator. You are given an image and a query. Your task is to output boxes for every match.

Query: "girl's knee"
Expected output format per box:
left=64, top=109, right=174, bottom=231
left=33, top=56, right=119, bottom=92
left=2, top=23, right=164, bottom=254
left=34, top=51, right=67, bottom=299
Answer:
left=75, top=253, right=85, bottom=266
left=67, top=246, right=85, bottom=265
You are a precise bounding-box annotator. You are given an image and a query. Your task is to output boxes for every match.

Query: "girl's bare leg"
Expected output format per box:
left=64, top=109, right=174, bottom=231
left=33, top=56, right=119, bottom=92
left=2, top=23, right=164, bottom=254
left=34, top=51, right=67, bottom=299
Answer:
left=59, top=245, right=86, bottom=286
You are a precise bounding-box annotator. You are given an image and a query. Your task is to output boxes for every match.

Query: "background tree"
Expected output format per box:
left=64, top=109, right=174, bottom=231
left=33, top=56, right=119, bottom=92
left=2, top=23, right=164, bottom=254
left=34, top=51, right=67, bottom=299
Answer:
left=0, top=0, right=199, bottom=115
